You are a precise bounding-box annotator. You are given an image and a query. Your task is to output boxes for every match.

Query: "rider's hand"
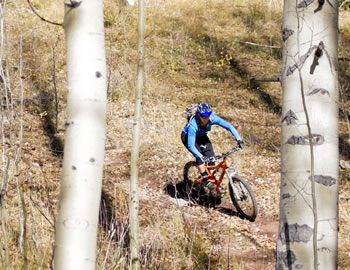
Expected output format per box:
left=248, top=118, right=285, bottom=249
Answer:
left=237, top=139, right=244, bottom=149
left=200, top=156, right=209, bottom=163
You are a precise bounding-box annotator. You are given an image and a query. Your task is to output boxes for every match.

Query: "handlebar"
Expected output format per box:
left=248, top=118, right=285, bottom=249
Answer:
left=213, top=145, right=241, bottom=161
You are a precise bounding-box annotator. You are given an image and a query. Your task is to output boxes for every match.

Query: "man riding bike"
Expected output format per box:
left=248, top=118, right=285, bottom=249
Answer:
left=181, top=102, right=244, bottom=191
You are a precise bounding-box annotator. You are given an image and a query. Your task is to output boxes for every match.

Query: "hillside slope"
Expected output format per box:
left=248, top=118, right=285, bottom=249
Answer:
left=1, top=0, right=349, bottom=269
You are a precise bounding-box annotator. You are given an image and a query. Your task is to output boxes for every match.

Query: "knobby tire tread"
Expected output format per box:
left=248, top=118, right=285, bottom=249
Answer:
left=229, top=176, right=258, bottom=221
left=183, top=161, right=221, bottom=206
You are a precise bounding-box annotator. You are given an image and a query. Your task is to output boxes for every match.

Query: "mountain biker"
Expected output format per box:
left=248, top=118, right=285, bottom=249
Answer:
left=181, top=102, right=244, bottom=191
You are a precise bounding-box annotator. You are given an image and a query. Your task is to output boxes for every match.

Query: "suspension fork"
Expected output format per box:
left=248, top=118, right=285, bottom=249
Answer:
left=226, top=169, right=247, bottom=200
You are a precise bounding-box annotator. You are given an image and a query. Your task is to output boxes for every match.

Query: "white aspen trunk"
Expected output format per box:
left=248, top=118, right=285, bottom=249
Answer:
left=129, top=0, right=144, bottom=269
left=53, top=1, right=107, bottom=269
left=277, top=1, right=339, bottom=269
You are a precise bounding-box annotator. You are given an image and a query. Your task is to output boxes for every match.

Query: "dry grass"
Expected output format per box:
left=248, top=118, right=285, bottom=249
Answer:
left=1, top=0, right=349, bottom=269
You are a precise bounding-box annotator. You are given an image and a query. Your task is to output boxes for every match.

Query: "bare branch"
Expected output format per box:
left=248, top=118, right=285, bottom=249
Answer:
left=28, top=194, right=55, bottom=228
left=232, top=40, right=281, bottom=49
left=26, top=0, right=63, bottom=26
left=340, top=0, right=350, bottom=9
left=339, top=57, right=350, bottom=61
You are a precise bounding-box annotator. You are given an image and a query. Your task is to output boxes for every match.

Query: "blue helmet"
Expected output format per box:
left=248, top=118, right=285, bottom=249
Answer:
left=198, top=102, right=212, bottom=117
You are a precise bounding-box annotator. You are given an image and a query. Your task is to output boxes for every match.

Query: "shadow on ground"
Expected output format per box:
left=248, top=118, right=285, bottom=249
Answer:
left=164, top=182, right=240, bottom=218
left=100, top=190, right=130, bottom=247
left=35, top=90, right=64, bottom=157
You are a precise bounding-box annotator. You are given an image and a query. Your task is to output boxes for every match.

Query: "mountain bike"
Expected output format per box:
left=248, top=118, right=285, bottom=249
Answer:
left=183, top=146, right=258, bottom=221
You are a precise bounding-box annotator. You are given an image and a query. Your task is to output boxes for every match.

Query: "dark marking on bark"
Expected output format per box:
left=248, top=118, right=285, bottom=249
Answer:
left=296, top=264, right=304, bottom=269
left=72, top=165, right=77, bottom=170
left=96, top=71, right=102, bottom=78
left=286, top=134, right=325, bottom=145
left=313, top=41, right=335, bottom=75
left=307, top=88, right=330, bottom=96
left=65, top=121, right=74, bottom=127
left=314, top=0, right=334, bottom=11
left=315, top=41, right=324, bottom=57
left=310, top=41, right=325, bottom=74
left=276, top=250, right=296, bottom=268
left=279, top=223, right=313, bottom=244
left=282, top=27, right=294, bottom=42
left=310, top=175, right=337, bottom=186
left=286, top=65, right=297, bottom=76
left=297, top=0, right=315, bottom=8
left=282, top=193, right=291, bottom=199
left=286, top=45, right=318, bottom=76
left=90, top=158, right=95, bottom=163
left=314, top=0, right=325, bottom=12
left=64, top=0, right=82, bottom=8
left=326, top=0, right=335, bottom=8
left=282, top=109, right=298, bottom=125
left=318, top=247, right=331, bottom=252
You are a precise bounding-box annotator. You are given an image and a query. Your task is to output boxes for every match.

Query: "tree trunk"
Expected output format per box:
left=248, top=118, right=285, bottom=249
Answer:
left=54, top=1, right=107, bottom=269
left=277, top=1, right=339, bottom=269
left=129, top=0, right=144, bottom=269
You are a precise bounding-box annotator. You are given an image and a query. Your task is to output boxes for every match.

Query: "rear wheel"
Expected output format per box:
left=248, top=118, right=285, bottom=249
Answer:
left=183, top=161, right=201, bottom=202
left=183, top=161, right=221, bottom=206
left=228, top=175, right=258, bottom=221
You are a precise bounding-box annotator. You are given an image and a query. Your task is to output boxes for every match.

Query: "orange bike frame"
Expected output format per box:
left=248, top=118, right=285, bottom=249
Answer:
left=197, top=158, right=232, bottom=193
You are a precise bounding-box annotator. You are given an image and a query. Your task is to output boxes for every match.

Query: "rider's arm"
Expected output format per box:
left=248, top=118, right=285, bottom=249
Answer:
left=211, top=113, right=241, bottom=141
left=187, top=125, right=203, bottom=158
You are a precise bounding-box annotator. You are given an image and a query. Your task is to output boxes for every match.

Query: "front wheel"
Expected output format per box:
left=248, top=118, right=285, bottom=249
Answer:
left=228, top=175, right=258, bottom=221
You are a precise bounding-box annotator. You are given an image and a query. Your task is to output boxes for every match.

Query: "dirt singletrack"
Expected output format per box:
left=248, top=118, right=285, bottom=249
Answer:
left=113, top=172, right=279, bottom=269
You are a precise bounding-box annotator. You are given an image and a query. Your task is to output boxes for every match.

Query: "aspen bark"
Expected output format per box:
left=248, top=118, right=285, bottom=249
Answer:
left=129, top=0, right=144, bottom=269
left=277, top=1, right=339, bottom=269
left=54, top=1, right=107, bottom=269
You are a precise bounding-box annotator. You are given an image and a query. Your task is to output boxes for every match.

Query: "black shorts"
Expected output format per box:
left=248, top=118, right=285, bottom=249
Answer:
left=181, top=132, right=215, bottom=165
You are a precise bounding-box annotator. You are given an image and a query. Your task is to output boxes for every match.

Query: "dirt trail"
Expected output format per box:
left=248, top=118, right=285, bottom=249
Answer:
left=118, top=179, right=279, bottom=269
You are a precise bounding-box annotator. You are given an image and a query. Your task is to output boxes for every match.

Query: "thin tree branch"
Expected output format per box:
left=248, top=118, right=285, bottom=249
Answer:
left=296, top=12, right=318, bottom=269
left=340, top=0, right=350, bottom=9
left=232, top=40, right=281, bottom=49
left=26, top=0, right=63, bottom=26
left=339, top=57, right=350, bottom=61
left=51, top=47, right=59, bottom=131
left=28, top=193, right=55, bottom=228
left=298, top=67, right=318, bottom=270
left=129, top=0, right=144, bottom=268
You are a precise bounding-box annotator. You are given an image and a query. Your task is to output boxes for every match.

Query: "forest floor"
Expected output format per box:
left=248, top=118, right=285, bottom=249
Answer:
left=3, top=0, right=350, bottom=269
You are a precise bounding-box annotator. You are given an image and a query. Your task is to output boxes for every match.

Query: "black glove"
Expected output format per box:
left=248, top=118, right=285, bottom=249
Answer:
left=200, top=156, right=209, bottom=163
left=237, top=139, right=244, bottom=149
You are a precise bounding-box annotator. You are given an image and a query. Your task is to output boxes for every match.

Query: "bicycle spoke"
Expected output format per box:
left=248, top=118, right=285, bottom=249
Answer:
left=229, top=176, right=257, bottom=221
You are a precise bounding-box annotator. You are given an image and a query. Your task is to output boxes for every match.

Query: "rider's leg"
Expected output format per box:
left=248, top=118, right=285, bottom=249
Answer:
left=198, top=136, right=215, bottom=164
left=198, top=163, right=206, bottom=174
left=196, top=136, right=216, bottom=190
left=181, top=133, right=216, bottom=189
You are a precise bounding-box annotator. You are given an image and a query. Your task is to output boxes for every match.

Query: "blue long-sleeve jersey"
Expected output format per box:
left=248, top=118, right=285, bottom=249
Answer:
left=182, top=113, right=241, bottom=158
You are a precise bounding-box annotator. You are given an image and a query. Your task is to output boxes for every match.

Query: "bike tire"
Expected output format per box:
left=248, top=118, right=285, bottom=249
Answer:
left=228, top=175, right=258, bottom=221
left=183, top=161, right=202, bottom=203
left=183, top=161, right=221, bottom=206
